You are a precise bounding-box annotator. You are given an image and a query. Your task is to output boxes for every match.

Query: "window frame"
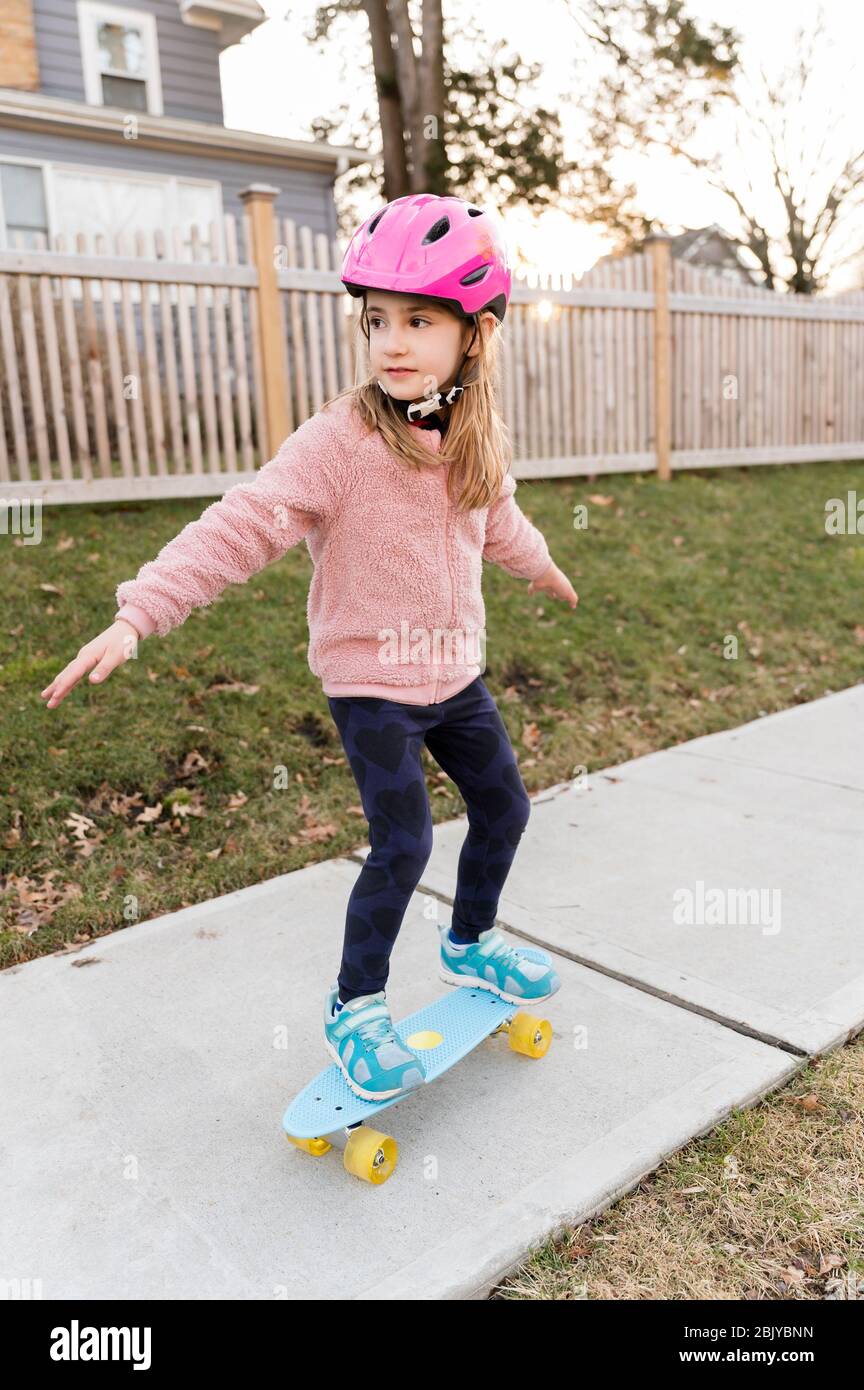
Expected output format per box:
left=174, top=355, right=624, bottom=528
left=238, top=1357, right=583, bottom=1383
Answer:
left=77, top=0, right=164, bottom=116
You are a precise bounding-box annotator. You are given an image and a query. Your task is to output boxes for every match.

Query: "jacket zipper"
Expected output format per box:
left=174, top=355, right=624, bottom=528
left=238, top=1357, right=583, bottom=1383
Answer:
left=436, top=485, right=455, bottom=703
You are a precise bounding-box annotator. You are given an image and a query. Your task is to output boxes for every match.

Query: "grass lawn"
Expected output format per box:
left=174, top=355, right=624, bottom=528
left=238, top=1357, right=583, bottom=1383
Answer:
left=1, top=458, right=862, bottom=964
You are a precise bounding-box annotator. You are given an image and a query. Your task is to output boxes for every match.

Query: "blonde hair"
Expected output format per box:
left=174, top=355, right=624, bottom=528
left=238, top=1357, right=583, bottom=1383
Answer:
left=320, top=293, right=513, bottom=513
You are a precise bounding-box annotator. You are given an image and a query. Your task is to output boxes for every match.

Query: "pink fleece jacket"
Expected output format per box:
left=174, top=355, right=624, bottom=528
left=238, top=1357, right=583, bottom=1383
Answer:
left=114, top=393, right=552, bottom=704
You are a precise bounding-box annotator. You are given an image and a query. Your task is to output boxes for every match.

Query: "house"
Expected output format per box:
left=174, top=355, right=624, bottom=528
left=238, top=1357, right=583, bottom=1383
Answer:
left=0, top=0, right=367, bottom=256
left=596, top=224, right=763, bottom=288
left=663, top=225, right=762, bottom=287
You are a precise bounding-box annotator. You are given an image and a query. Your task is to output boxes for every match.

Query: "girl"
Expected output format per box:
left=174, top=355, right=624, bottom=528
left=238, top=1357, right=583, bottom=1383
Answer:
left=40, top=193, right=578, bottom=1104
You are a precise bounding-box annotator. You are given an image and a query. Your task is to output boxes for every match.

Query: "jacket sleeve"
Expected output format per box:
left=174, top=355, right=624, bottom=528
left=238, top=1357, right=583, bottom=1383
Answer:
left=114, top=411, right=344, bottom=637
left=482, top=474, right=551, bottom=581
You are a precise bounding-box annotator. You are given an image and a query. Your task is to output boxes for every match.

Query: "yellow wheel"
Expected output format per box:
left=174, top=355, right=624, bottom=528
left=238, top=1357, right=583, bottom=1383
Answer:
left=285, top=1133, right=332, bottom=1156
left=343, top=1127, right=398, bottom=1184
left=507, top=1011, right=552, bottom=1058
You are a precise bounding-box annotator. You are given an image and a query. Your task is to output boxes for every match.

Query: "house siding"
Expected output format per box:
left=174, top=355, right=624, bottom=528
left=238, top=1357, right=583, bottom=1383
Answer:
left=32, top=0, right=225, bottom=123
left=0, top=125, right=338, bottom=238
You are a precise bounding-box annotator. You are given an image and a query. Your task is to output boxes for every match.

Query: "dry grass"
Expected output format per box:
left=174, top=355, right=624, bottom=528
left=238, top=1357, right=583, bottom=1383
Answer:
left=491, top=1033, right=864, bottom=1300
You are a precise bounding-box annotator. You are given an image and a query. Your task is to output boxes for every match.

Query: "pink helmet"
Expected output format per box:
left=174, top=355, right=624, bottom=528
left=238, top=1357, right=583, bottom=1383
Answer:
left=341, top=193, right=512, bottom=322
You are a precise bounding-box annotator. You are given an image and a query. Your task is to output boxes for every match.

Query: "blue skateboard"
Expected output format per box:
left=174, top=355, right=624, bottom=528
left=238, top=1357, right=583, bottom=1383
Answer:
left=282, top=951, right=555, bottom=1185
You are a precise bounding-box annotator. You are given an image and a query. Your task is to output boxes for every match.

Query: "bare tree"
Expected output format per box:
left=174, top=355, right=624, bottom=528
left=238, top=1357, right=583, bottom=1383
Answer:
left=573, top=1, right=864, bottom=292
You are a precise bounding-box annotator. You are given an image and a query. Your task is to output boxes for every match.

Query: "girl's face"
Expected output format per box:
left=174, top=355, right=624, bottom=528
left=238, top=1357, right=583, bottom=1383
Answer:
left=366, top=290, right=480, bottom=401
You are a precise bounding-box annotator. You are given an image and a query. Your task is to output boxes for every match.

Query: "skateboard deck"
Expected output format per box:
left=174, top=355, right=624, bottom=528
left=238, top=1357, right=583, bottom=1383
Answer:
left=282, top=948, right=555, bottom=1184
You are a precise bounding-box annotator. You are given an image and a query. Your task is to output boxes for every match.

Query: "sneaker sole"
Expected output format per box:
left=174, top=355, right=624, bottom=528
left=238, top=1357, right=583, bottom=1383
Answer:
left=438, top=959, right=557, bottom=1006
left=322, top=1030, right=425, bottom=1103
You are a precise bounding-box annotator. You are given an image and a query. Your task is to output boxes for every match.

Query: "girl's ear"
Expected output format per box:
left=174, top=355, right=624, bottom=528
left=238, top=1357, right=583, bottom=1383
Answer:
left=465, top=312, right=495, bottom=359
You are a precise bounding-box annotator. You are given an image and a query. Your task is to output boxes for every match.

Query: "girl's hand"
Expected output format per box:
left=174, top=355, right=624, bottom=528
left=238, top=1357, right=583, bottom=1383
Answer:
left=527, top=561, right=579, bottom=609
left=40, top=619, right=141, bottom=709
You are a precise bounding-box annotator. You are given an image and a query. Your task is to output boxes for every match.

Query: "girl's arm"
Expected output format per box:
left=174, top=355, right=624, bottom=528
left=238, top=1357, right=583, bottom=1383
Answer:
left=482, top=474, right=552, bottom=581
left=114, top=411, right=344, bottom=638
left=41, top=411, right=346, bottom=708
left=483, top=474, right=579, bottom=609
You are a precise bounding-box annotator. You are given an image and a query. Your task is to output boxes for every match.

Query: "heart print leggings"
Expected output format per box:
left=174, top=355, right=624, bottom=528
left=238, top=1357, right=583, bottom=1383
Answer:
left=325, top=675, right=532, bottom=1003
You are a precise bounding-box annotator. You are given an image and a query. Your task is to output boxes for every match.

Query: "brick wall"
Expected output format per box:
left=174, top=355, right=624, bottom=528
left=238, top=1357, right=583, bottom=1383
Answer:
left=0, top=0, right=40, bottom=91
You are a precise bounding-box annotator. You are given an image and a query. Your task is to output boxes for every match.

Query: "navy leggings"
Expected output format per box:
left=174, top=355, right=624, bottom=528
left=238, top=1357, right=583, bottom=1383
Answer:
left=326, top=675, right=532, bottom=1002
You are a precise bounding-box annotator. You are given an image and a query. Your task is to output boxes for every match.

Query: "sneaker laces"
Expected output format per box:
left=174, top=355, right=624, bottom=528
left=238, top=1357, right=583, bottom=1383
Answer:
left=347, top=1001, right=396, bottom=1047
left=487, top=941, right=525, bottom=973
left=470, top=929, right=527, bottom=976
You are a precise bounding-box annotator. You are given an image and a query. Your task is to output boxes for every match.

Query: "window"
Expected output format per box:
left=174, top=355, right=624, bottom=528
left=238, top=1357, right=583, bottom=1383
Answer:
left=0, top=163, right=48, bottom=248
left=0, top=161, right=222, bottom=262
left=50, top=167, right=223, bottom=258
left=78, top=1, right=163, bottom=115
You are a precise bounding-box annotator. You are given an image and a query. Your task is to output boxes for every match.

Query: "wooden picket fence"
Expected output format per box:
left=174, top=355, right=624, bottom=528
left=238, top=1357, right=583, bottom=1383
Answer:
left=0, top=189, right=363, bottom=502
left=1, top=190, right=864, bottom=503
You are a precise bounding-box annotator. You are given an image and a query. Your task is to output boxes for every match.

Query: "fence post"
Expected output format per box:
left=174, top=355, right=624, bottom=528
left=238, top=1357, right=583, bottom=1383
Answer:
left=239, top=184, right=290, bottom=457
left=646, top=234, right=672, bottom=482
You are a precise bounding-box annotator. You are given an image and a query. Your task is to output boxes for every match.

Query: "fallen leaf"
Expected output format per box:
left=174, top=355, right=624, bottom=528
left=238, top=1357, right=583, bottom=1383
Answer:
left=819, top=1253, right=846, bottom=1274
left=167, top=789, right=206, bottom=819
left=205, top=680, right=259, bottom=696
left=522, top=721, right=542, bottom=751
left=2, top=871, right=83, bottom=933
left=788, top=1093, right=822, bottom=1113
left=181, top=749, right=210, bottom=777
left=285, top=793, right=338, bottom=844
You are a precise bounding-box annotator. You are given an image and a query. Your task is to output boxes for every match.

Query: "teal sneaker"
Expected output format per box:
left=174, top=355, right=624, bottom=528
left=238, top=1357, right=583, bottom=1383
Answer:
left=438, top=924, right=561, bottom=1003
left=323, top=986, right=427, bottom=1102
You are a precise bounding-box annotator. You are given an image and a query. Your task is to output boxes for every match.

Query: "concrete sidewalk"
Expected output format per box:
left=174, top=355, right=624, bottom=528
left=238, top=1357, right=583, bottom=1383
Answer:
left=2, top=685, right=862, bottom=1299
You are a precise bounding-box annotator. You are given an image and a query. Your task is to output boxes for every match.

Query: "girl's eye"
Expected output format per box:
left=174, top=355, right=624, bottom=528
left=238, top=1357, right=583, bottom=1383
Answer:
left=369, top=317, right=429, bottom=328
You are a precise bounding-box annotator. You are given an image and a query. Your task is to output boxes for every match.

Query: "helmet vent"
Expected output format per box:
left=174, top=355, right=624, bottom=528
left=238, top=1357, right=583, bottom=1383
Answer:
left=460, top=265, right=489, bottom=286
left=367, top=207, right=388, bottom=236
left=421, top=216, right=450, bottom=245
left=467, top=207, right=483, bottom=216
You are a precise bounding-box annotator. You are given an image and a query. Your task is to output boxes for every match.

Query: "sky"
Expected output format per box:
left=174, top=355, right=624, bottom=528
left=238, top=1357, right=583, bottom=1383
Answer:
left=220, top=1, right=864, bottom=289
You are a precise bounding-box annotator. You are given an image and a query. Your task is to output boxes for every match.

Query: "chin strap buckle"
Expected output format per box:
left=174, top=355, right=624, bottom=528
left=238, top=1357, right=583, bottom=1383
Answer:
left=378, top=376, right=467, bottom=422
left=406, top=393, right=445, bottom=421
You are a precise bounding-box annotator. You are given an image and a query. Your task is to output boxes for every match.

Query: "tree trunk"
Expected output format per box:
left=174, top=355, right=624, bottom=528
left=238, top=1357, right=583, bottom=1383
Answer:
left=363, top=0, right=410, bottom=200
left=419, top=0, right=447, bottom=192
left=387, top=0, right=425, bottom=192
